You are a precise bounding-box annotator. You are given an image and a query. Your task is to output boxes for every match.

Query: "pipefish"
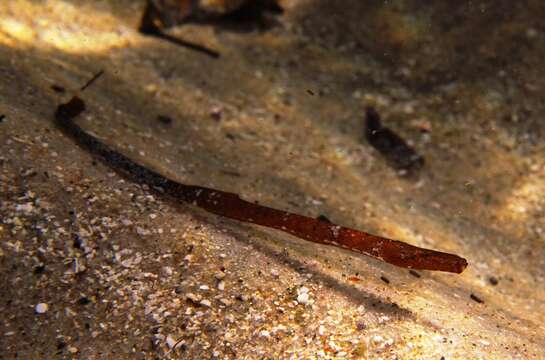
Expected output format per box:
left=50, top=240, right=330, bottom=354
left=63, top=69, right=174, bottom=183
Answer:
left=54, top=96, right=467, bottom=273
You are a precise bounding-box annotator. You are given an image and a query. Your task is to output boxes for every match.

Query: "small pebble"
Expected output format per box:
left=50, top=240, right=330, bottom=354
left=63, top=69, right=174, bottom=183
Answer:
left=372, top=335, right=384, bottom=344
left=200, top=299, right=212, bottom=307
left=136, top=227, right=149, bottom=236
left=168, top=335, right=183, bottom=349
left=210, top=106, right=223, bottom=121
left=219, top=298, right=232, bottom=306
left=318, top=325, right=325, bottom=336
left=236, top=294, right=249, bottom=302
left=16, top=203, right=34, bottom=213
left=186, top=293, right=200, bottom=303
left=214, top=271, right=226, bottom=280
left=184, top=254, right=194, bottom=262
left=217, top=280, right=225, bottom=291
left=297, top=292, right=309, bottom=305
left=167, top=335, right=182, bottom=349
left=259, top=330, right=270, bottom=338
left=35, top=303, right=49, bottom=314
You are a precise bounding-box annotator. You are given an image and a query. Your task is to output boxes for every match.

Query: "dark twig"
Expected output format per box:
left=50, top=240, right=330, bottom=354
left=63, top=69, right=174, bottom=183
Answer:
left=80, top=70, right=104, bottom=91
left=138, top=1, right=220, bottom=59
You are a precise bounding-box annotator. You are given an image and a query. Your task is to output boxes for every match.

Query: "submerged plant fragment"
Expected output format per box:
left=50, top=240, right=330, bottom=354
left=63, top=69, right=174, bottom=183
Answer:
left=139, top=1, right=221, bottom=58
left=365, top=107, right=424, bottom=175
left=141, top=0, right=283, bottom=29
left=54, top=96, right=468, bottom=273
left=138, top=0, right=283, bottom=57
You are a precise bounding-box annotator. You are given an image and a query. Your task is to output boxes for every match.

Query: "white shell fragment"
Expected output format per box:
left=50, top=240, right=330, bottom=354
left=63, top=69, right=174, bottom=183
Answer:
left=35, top=303, right=49, bottom=314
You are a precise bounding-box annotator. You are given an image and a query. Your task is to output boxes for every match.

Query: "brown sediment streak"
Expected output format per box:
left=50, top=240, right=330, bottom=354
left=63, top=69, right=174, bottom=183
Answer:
left=54, top=96, right=468, bottom=273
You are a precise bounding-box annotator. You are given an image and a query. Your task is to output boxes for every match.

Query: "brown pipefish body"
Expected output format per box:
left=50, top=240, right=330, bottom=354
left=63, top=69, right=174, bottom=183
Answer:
left=54, top=96, right=468, bottom=274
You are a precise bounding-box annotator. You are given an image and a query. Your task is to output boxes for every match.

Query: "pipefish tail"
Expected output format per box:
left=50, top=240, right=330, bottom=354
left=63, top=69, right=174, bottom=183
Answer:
left=54, top=96, right=468, bottom=273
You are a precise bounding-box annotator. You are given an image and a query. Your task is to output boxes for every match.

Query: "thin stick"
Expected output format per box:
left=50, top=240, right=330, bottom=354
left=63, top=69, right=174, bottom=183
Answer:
left=80, top=70, right=104, bottom=91
left=138, top=1, right=220, bottom=59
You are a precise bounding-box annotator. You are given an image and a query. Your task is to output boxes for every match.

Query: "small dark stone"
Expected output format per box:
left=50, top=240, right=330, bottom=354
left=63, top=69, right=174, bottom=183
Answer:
left=157, top=115, right=173, bottom=125
left=380, top=275, right=390, bottom=284
left=488, top=276, right=499, bottom=286
left=210, top=107, right=222, bottom=121
left=409, top=270, right=421, bottom=278
left=0, top=114, right=5, bottom=123
left=33, top=265, right=46, bottom=274
left=77, top=297, right=91, bottom=305
left=51, top=85, right=66, bottom=93
left=73, top=235, right=83, bottom=249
